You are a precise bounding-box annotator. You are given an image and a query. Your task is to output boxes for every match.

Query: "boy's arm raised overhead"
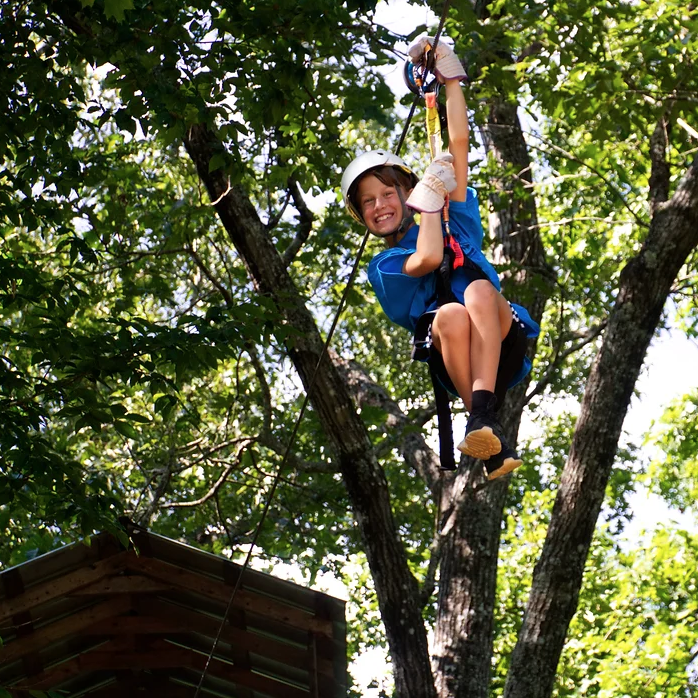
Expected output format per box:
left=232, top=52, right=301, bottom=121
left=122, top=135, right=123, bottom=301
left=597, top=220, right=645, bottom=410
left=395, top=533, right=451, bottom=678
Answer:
left=408, top=36, right=469, bottom=201
left=444, top=78, right=469, bottom=202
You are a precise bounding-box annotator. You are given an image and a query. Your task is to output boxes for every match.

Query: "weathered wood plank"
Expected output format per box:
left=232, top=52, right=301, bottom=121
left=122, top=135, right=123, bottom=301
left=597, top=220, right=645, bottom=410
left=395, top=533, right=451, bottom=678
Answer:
left=139, top=530, right=344, bottom=621
left=83, top=680, right=194, bottom=698
left=126, top=555, right=333, bottom=637
left=13, top=640, right=311, bottom=698
left=80, top=614, right=187, bottom=635
left=0, top=553, right=129, bottom=623
left=0, top=535, right=122, bottom=603
left=70, top=574, right=172, bottom=595
left=144, top=597, right=318, bottom=669
left=0, top=597, right=131, bottom=664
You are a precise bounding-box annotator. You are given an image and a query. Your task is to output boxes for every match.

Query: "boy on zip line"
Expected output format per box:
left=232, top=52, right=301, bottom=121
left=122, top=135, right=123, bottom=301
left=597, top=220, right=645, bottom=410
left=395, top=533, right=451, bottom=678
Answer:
left=341, top=36, right=539, bottom=479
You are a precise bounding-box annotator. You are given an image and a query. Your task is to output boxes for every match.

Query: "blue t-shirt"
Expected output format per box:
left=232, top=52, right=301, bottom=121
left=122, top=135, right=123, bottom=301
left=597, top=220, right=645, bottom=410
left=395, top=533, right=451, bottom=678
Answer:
left=367, top=187, right=539, bottom=387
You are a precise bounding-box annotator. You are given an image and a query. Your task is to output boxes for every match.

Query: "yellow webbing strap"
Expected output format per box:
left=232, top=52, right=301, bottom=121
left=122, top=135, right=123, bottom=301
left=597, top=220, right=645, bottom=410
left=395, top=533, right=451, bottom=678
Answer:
left=425, top=91, right=442, bottom=159
left=424, top=89, right=450, bottom=232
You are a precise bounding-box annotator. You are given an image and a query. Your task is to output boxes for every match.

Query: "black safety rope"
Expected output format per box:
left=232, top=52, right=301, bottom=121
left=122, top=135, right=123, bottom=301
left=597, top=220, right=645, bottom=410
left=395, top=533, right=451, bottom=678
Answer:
left=193, top=3, right=452, bottom=695
left=394, top=0, right=451, bottom=154
left=192, top=234, right=370, bottom=698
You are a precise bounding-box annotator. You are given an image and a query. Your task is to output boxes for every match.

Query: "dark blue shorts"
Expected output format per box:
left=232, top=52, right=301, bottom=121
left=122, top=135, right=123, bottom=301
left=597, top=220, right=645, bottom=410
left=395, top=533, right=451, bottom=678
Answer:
left=411, top=305, right=528, bottom=407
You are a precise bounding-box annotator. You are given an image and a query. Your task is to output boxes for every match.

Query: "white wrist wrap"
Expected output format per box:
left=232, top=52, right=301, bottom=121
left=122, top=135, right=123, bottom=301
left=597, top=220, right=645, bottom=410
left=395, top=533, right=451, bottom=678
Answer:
left=434, top=48, right=467, bottom=81
left=406, top=175, right=447, bottom=213
left=408, top=35, right=467, bottom=82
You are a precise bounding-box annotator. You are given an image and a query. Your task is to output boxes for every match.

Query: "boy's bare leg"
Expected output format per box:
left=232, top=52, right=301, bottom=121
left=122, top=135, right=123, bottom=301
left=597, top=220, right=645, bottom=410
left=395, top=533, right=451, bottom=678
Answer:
left=455, top=283, right=520, bottom=474
left=465, top=280, right=512, bottom=392
left=431, top=287, right=513, bottom=411
left=431, top=288, right=523, bottom=478
left=431, top=302, right=473, bottom=410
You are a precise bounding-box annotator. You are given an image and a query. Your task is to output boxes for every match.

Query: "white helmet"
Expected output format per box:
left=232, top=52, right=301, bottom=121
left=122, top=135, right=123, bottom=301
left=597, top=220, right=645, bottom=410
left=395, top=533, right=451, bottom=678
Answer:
left=341, top=150, right=418, bottom=224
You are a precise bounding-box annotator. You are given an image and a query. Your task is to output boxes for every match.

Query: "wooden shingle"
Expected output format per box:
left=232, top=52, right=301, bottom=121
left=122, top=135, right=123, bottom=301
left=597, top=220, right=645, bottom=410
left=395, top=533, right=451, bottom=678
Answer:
left=0, top=526, right=347, bottom=697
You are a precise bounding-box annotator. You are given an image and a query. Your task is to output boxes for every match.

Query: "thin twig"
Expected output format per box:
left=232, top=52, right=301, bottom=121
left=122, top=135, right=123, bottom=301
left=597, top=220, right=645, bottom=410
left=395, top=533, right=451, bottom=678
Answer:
left=525, top=320, right=608, bottom=403
left=186, top=240, right=234, bottom=306
left=282, top=179, right=315, bottom=267
left=163, top=439, right=253, bottom=508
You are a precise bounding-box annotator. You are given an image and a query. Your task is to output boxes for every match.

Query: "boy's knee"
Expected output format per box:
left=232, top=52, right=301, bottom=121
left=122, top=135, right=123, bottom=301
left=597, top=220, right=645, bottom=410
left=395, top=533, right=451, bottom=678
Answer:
left=464, top=279, right=498, bottom=311
left=434, top=303, right=469, bottom=338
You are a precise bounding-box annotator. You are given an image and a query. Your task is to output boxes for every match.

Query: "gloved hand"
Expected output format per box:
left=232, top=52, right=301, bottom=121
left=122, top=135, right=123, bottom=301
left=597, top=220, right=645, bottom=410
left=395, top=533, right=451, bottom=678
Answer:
left=406, top=153, right=457, bottom=213
left=408, top=35, right=466, bottom=82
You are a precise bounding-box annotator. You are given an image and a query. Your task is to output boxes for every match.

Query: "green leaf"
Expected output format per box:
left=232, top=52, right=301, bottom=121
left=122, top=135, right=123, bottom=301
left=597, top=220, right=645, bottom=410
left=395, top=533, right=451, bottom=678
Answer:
left=113, top=420, right=139, bottom=439
left=125, top=412, right=151, bottom=423
left=208, top=152, right=227, bottom=173
left=104, top=0, right=134, bottom=21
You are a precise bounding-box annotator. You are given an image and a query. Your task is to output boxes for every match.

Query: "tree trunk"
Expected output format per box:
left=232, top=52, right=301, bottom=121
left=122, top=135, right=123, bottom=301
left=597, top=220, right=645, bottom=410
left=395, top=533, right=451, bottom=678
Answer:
left=431, top=465, right=508, bottom=697
left=182, top=124, right=437, bottom=698
left=430, top=93, right=552, bottom=697
left=504, top=155, right=698, bottom=698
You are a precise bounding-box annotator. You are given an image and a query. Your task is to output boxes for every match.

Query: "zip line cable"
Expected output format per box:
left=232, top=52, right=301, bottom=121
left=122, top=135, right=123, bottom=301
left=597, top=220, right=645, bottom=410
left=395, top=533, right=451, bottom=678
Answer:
left=193, top=3, right=451, bottom=694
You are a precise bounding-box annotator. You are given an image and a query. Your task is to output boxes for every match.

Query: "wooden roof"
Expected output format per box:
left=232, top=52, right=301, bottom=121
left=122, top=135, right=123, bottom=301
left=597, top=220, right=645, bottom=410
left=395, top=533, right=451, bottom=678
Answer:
left=0, top=525, right=347, bottom=697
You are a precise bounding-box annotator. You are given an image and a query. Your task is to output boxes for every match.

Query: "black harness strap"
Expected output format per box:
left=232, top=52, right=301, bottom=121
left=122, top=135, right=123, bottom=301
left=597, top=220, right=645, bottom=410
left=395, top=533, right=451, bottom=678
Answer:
left=411, top=239, right=457, bottom=471
left=431, top=358, right=456, bottom=470
left=413, top=236, right=491, bottom=471
left=432, top=240, right=458, bottom=471
left=435, top=245, right=458, bottom=306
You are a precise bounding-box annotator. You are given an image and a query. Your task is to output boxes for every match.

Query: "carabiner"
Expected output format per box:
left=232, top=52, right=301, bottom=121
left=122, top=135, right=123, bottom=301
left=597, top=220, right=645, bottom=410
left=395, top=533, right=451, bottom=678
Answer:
left=403, top=46, right=439, bottom=97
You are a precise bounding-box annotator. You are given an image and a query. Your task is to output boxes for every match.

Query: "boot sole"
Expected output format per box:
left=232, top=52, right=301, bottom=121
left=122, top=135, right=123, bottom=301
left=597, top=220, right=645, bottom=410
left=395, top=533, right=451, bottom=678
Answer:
left=487, top=456, right=523, bottom=481
left=456, top=426, right=502, bottom=459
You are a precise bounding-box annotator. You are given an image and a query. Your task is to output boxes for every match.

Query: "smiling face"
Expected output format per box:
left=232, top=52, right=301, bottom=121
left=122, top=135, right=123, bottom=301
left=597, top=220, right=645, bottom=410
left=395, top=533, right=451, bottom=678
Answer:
left=355, top=174, right=410, bottom=238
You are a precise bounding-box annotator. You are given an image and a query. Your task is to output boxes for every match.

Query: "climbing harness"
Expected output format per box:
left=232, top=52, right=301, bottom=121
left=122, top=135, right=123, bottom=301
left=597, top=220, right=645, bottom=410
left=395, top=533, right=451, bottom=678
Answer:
left=195, top=3, right=453, bottom=695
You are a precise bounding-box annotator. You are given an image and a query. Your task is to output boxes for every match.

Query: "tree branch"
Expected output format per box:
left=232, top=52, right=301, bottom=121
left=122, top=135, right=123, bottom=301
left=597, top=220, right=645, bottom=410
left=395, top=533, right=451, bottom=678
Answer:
left=419, top=530, right=445, bottom=609
left=525, top=320, right=608, bottom=404
left=282, top=178, right=314, bottom=267
left=332, top=352, right=443, bottom=495
left=245, top=342, right=273, bottom=434
left=162, top=438, right=253, bottom=508
left=256, top=432, right=338, bottom=473
left=649, top=115, right=671, bottom=217
left=186, top=240, right=235, bottom=307
left=265, top=187, right=293, bottom=232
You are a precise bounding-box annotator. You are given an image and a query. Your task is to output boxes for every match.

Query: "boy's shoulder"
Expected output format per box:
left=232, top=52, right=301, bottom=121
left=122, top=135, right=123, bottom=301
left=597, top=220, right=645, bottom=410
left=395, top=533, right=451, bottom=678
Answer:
left=450, top=186, right=479, bottom=208
left=448, top=188, right=484, bottom=227
left=369, top=245, right=410, bottom=275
